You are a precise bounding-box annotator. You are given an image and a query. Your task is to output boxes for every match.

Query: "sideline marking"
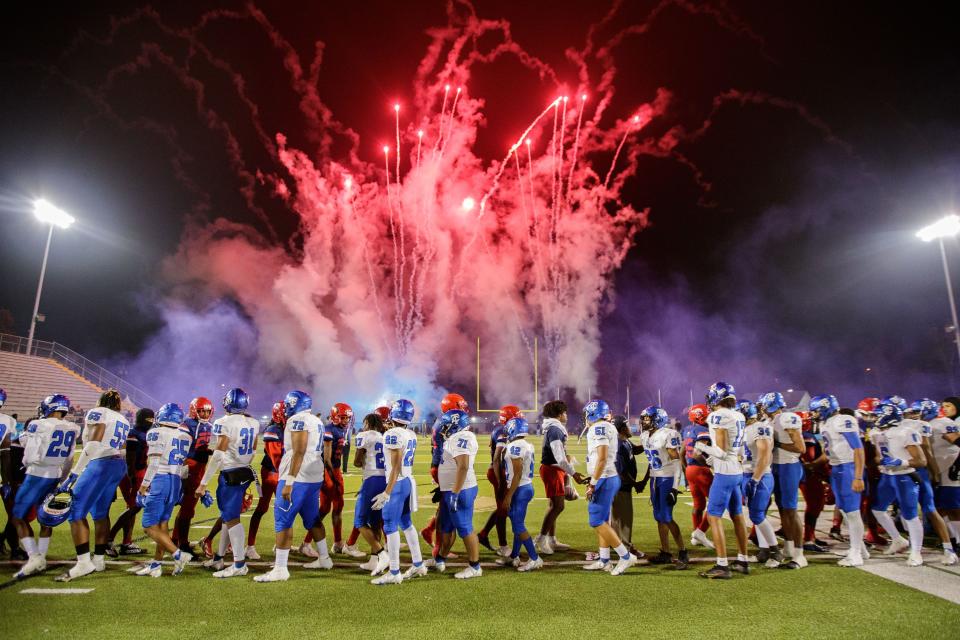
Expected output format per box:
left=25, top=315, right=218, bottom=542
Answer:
left=20, top=588, right=93, bottom=595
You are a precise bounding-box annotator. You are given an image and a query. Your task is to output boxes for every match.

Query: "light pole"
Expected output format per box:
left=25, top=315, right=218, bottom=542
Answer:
left=27, top=199, right=75, bottom=356
left=917, top=214, right=960, bottom=367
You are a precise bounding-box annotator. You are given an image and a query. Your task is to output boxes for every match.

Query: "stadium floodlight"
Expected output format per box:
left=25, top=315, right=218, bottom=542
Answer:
left=916, top=214, right=960, bottom=367
left=27, top=199, right=75, bottom=356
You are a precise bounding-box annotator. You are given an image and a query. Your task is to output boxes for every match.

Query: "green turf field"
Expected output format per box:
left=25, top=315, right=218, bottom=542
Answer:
left=1, top=435, right=958, bottom=640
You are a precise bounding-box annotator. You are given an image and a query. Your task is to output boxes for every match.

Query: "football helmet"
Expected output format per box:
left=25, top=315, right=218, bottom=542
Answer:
left=389, top=399, right=415, bottom=425
left=856, top=397, right=879, bottom=421
left=688, top=404, right=709, bottom=426
left=0, top=387, right=5, bottom=409
left=375, top=406, right=391, bottom=421
left=809, top=394, right=839, bottom=421
left=37, top=489, right=74, bottom=527
left=737, top=400, right=758, bottom=420
left=910, top=398, right=939, bottom=422
left=706, top=382, right=736, bottom=406
left=759, top=391, right=785, bottom=414
left=506, top=417, right=530, bottom=440
left=329, top=402, right=355, bottom=428
left=189, top=396, right=213, bottom=421
left=271, top=402, right=286, bottom=425
left=439, top=409, right=469, bottom=437
left=284, top=390, right=312, bottom=417
left=875, top=399, right=904, bottom=428
left=39, top=394, right=71, bottom=417
left=441, top=393, right=469, bottom=414
left=583, top=399, right=611, bottom=423
left=223, top=388, right=249, bottom=414
left=499, top=405, right=522, bottom=426
left=639, top=405, right=669, bottom=429
left=156, top=403, right=185, bottom=427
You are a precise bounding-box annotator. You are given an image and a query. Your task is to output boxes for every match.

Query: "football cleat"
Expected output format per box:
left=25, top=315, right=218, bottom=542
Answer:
left=778, top=560, right=800, bottom=570
left=254, top=567, right=290, bottom=582
left=495, top=556, right=521, bottom=567
left=13, top=554, right=46, bottom=578
left=402, top=564, right=428, bottom=579
left=535, top=535, right=554, bottom=555
left=649, top=551, right=673, bottom=565
left=54, top=560, right=95, bottom=582
left=838, top=555, right=863, bottom=567
left=518, top=557, right=544, bottom=572
left=691, top=529, right=715, bottom=549
left=341, top=544, right=365, bottom=558
left=829, top=527, right=845, bottom=542
left=943, top=550, right=959, bottom=566
left=496, top=545, right=511, bottom=557
left=906, top=551, right=924, bottom=567
left=371, top=550, right=389, bottom=576
left=433, top=560, right=446, bottom=573
left=245, top=546, right=261, bottom=561
left=454, top=565, right=483, bottom=580
left=202, top=558, right=224, bottom=570
left=675, top=549, right=690, bottom=570
left=699, top=564, right=732, bottom=579
left=359, top=555, right=378, bottom=571
left=583, top=560, right=611, bottom=571
left=92, top=556, right=106, bottom=572
left=119, top=543, right=146, bottom=555
left=213, top=564, right=248, bottom=578
left=371, top=571, right=403, bottom=585
left=173, top=551, right=193, bottom=576
left=885, top=538, right=910, bottom=555
left=611, top=553, right=637, bottom=576
left=104, top=543, right=119, bottom=558
left=549, top=538, right=571, bottom=552
left=298, top=542, right=319, bottom=558
left=794, top=554, right=808, bottom=568
left=730, top=560, right=750, bottom=575
left=803, top=541, right=828, bottom=553
left=764, top=548, right=783, bottom=568
left=136, top=563, right=162, bottom=578
left=304, top=556, right=334, bottom=570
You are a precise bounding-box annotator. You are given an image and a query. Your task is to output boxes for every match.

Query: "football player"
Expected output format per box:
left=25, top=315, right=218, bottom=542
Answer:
left=1, top=388, right=16, bottom=510
left=320, top=402, right=354, bottom=555
left=173, top=396, right=214, bottom=556
left=353, top=412, right=388, bottom=571
left=581, top=400, right=636, bottom=575
left=437, top=408, right=482, bottom=579
left=478, top=404, right=520, bottom=557
left=246, top=402, right=285, bottom=560
left=536, top=400, right=581, bottom=555
left=499, top=416, right=541, bottom=571
left=194, top=388, right=260, bottom=578
left=740, top=399, right=781, bottom=567
left=639, top=405, right=688, bottom=569
left=856, top=397, right=887, bottom=546
left=761, top=391, right=807, bottom=569
left=255, top=390, right=333, bottom=582
left=697, top=382, right=749, bottom=579
left=868, top=397, right=928, bottom=566
left=421, top=393, right=467, bottom=560
left=57, top=389, right=131, bottom=582
left=682, top=404, right=715, bottom=549
left=107, top=407, right=153, bottom=556
left=931, top=396, right=960, bottom=550
left=812, top=397, right=868, bottom=566
left=11, top=394, right=78, bottom=578
left=798, top=410, right=831, bottom=553
left=370, top=399, right=425, bottom=584
left=135, top=403, right=194, bottom=578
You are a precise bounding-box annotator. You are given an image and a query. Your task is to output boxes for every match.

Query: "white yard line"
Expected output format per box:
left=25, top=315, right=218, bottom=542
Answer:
left=20, top=588, right=94, bottom=594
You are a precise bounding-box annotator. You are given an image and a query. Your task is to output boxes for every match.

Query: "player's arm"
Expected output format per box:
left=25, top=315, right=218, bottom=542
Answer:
left=905, top=444, right=926, bottom=468
left=353, top=442, right=366, bottom=469
left=505, top=456, right=522, bottom=506
left=851, top=444, right=865, bottom=492
left=279, top=429, right=309, bottom=501
left=492, top=444, right=506, bottom=484
left=195, top=433, right=230, bottom=496
left=265, top=437, right=283, bottom=470
left=70, top=422, right=106, bottom=479
left=125, top=434, right=141, bottom=481
left=920, top=438, right=940, bottom=484
left=781, top=424, right=805, bottom=454
left=452, top=453, right=469, bottom=494
left=753, top=437, right=772, bottom=480
left=695, top=427, right=730, bottom=460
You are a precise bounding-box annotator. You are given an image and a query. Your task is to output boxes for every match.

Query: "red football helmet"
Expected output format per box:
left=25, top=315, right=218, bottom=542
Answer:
left=441, top=393, right=469, bottom=414
left=499, top=404, right=522, bottom=425
left=688, top=404, right=709, bottom=426
left=329, top=402, right=354, bottom=428
left=189, top=396, right=213, bottom=421
left=375, top=406, right=390, bottom=421
left=856, top=397, right=879, bottom=418
left=271, top=401, right=286, bottom=426
left=798, top=410, right=813, bottom=431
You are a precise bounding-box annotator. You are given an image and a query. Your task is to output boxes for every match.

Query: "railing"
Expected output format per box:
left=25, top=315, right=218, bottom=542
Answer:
left=0, top=333, right=160, bottom=409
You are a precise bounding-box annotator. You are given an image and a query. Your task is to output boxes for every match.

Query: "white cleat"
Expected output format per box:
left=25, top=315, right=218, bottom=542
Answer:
left=454, top=565, right=483, bottom=580
left=254, top=567, right=290, bottom=582
left=942, top=550, right=959, bottom=566
left=535, top=536, right=554, bottom=555
left=342, top=544, right=366, bottom=558
left=691, top=529, right=715, bottom=549
left=371, top=571, right=403, bottom=585
left=838, top=555, right=863, bottom=567
left=583, top=560, right=611, bottom=572
left=906, top=551, right=924, bottom=567
left=861, top=543, right=871, bottom=561
left=304, top=556, right=334, bottom=570
left=213, top=564, right=249, bottom=578
left=794, top=554, right=808, bottom=569
left=298, top=542, right=319, bottom=558
left=550, top=539, right=571, bottom=552
left=136, top=563, right=162, bottom=578
left=611, top=553, right=637, bottom=576
left=402, top=564, right=428, bottom=579
left=202, top=558, right=224, bottom=571
left=92, top=556, right=106, bottom=572
left=371, top=551, right=389, bottom=576
left=434, top=561, right=446, bottom=573
left=885, top=538, right=910, bottom=555
left=245, top=546, right=261, bottom=560
left=359, top=556, right=378, bottom=571
left=55, top=560, right=96, bottom=583
left=173, top=551, right=192, bottom=576
left=496, top=545, right=512, bottom=557
left=14, top=554, right=46, bottom=578
left=518, top=557, right=544, bottom=572
left=495, top=556, right=521, bottom=567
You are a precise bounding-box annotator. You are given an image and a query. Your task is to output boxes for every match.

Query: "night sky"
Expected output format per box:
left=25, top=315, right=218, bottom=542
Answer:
left=2, top=1, right=959, bottom=412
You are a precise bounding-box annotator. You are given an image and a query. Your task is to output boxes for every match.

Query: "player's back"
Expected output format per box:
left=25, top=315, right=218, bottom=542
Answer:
left=384, top=426, right=415, bottom=479
left=505, top=438, right=535, bottom=486
left=821, top=414, right=860, bottom=464
left=439, top=429, right=478, bottom=490
left=148, top=426, right=193, bottom=475
left=84, top=407, right=130, bottom=458
left=489, top=425, right=508, bottom=464
left=281, top=411, right=325, bottom=482
left=640, top=428, right=681, bottom=477
left=929, top=417, right=959, bottom=484
left=770, top=411, right=802, bottom=464
left=586, top=420, right=618, bottom=478
left=706, top=408, right=745, bottom=475
left=23, top=417, right=79, bottom=477
left=356, top=430, right=385, bottom=478
left=742, top=419, right=772, bottom=472
left=323, top=423, right=346, bottom=467
left=870, top=426, right=917, bottom=475
left=213, top=413, right=259, bottom=469
left=901, top=418, right=931, bottom=441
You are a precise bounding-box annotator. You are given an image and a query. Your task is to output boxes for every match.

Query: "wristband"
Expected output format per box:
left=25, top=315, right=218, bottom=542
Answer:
left=282, top=474, right=296, bottom=485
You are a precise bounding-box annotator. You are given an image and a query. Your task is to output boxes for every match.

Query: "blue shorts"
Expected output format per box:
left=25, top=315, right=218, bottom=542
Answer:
left=651, top=477, right=675, bottom=524
left=141, top=474, right=182, bottom=528
left=874, top=473, right=919, bottom=521
left=742, top=472, right=774, bottom=525
left=69, top=457, right=126, bottom=522
left=707, top=473, right=743, bottom=518
left=508, top=484, right=535, bottom=534
left=915, top=468, right=936, bottom=514
left=772, top=462, right=804, bottom=511
left=216, top=472, right=252, bottom=522
left=440, top=485, right=478, bottom=537
left=274, top=480, right=322, bottom=532
left=830, top=462, right=863, bottom=513
left=354, top=476, right=387, bottom=529
left=12, top=475, right=59, bottom=519
left=587, top=476, right=621, bottom=527
left=935, top=486, right=960, bottom=510
left=382, top=477, right=412, bottom=534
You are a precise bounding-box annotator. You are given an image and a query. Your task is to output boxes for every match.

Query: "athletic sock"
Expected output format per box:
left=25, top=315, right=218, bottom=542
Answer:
left=756, top=519, right=777, bottom=548
left=403, top=526, right=423, bottom=565
left=315, top=537, right=330, bottom=560
left=347, top=527, right=361, bottom=546
left=872, top=509, right=906, bottom=542
left=737, top=554, right=748, bottom=562
left=904, top=517, right=923, bottom=553
left=228, top=523, right=246, bottom=567
left=20, top=537, right=37, bottom=557
left=844, top=511, right=864, bottom=556
left=469, top=561, right=481, bottom=570
left=275, top=548, right=289, bottom=570
left=386, top=531, right=401, bottom=573
left=511, top=534, right=522, bottom=558
left=38, top=536, right=50, bottom=557
left=947, top=519, right=959, bottom=542
left=716, top=556, right=728, bottom=566
left=943, top=542, right=954, bottom=552
left=522, top=537, right=539, bottom=561
left=75, top=542, right=90, bottom=556
left=217, top=530, right=229, bottom=558
left=599, top=547, right=610, bottom=563
left=784, top=541, right=795, bottom=557
left=76, top=551, right=91, bottom=564
left=613, top=543, right=629, bottom=560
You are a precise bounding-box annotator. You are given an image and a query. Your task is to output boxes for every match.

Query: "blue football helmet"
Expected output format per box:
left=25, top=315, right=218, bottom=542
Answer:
left=506, top=417, right=530, bottom=440
left=881, top=395, right=908, bottom=411
left=156, top=403, right=185, bottom=427
left=737, top=400, right=758, bottom=420
left=706, top=382, right=736, bottom=406
left=875, top=399, right=904, bottom=427
left=0, top=387, right=6, bottom=409
left=759, top=391, right=786, bottom=414
left=39, top=394, right=71, bottom=417
left=809, top=394, right=839, bottom=420
left=283, top=390, right=312, bottom=417
left=439, top=409, right=469, bottom=437
left=37, top=489, right=73, bottom=527
left=910, top=398, right=939, bottom=421
left=390, top=399, right=415, bottom=425
left=639, top=405, right=670, bottom=429
left=583, top=399, right=611, bottom=423
left=223, top=388, right=249, bottom=414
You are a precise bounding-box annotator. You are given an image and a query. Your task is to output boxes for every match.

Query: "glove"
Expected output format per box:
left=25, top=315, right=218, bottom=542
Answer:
left=667, top=488, right=680, bottom=506
left=59, top=473, right=78, bottom=493
left=372, top=491, right=390, bottom=510
left=431, top=487, right=442, bottom=504
left=444, top=491, right=460, bottom=512
left=745, top=478, right=759, bottom=501
left=881, top=455, right=903, bottom=467
left=200, top=490, right=214, bottom=508
left=694, top=441, right=708, bottom=454
left=135, top=492, right=147, bottom=508
left=0, top=483, right=10, bottom=500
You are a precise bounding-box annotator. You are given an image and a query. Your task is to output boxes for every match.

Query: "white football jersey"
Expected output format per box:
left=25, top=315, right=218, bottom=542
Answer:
left=146, top=426, right=193, bottom=476
left=586, top=420, right=619, bottom=479
left=770, top=411, right=803, bottom=464
left=279, top=411, right=325, bottom=483
left=820, top=414, right=862, bottom=465
left=706, top=408, right=745, bottom=476
left=383, top=427, right=416, bottom=479
left=0, top=412, right=15, bottom=443
left=929, top=417, right=960, bottom=488
left=504, top=438, right=535, bottom=487
left=211, top=413, right=260, bottom=469
left=639, top=428, right=682, bottom=478
left=901, top=418, right=932, bottom=441
left=869, top=425, right=921, bottom=475
left=439, top=430, right=478, bottom=491
left=355, top=430, right=386, bottom=479
left=84, top=407, right=131, bottom=458
left=22, top=417, right=79, bottom=479
left=742, top=419, right=773, bottom=474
